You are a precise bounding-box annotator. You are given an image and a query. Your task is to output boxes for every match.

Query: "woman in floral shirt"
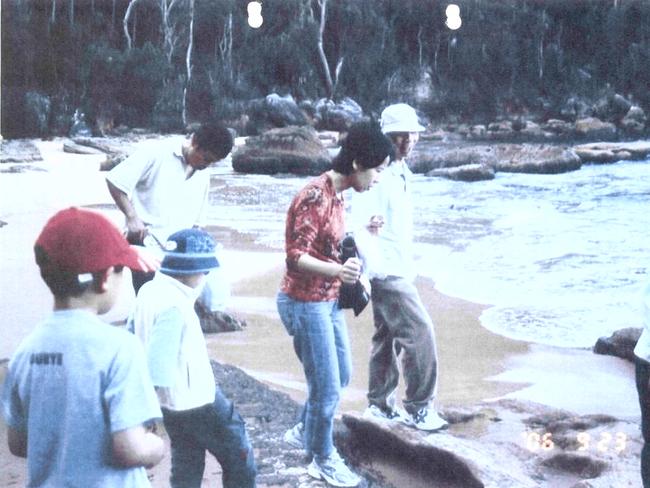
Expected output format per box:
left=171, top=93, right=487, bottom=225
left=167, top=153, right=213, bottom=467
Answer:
left=276, top=121, right=392, bottom=487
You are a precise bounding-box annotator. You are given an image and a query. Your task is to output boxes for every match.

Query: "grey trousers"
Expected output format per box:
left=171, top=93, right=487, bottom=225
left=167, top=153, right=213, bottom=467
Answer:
left=368, top=277, right=438, bottom=414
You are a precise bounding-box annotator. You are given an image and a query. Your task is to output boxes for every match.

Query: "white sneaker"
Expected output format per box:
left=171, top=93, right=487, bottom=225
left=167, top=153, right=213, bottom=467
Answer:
left=406, top=407, right=448, bottom=431
left=307, top=450, right=361, bottom=487
left=283, top=422, right=304, bottom=449
left=363, top=404, right=409, bottom=424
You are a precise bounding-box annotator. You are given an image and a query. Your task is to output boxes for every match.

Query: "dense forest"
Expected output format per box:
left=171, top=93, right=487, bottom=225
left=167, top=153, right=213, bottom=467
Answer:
left=2, top=0, right=649, bottom=138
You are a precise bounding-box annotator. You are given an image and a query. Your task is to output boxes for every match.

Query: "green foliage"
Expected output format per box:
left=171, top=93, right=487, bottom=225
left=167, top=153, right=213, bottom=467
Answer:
left=2, top=0, right=650, bottom=137
left=118, top=43, right=167, bottom=125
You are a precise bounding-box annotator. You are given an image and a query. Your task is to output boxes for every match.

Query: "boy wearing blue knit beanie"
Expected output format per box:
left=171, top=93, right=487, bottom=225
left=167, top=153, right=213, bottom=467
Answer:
left=129, top=228, right=257, bottom=488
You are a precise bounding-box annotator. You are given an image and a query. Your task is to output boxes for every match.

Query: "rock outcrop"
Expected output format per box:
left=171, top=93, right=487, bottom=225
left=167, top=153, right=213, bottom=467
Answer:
left=593, top=327, right=642, bottom=363
left=412, top=144, right=582, bottom=176
left=573, top=141, right=650, bottom=164
left=232, top=126, right=332, bottom=176
left=340, top=399, right=641, bottom=488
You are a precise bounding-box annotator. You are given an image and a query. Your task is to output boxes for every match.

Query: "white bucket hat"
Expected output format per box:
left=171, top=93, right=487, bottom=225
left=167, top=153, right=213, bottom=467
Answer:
left=380, top=103, right=425, bottom=134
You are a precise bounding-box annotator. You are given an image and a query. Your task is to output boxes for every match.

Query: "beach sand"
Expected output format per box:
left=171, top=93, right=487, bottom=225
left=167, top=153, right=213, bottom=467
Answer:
left=0, top=140, right=639, bottom=486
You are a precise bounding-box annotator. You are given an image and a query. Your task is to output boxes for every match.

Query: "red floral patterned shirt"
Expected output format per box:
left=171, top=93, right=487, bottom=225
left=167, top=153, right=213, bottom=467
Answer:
left=280, top=173, right=344, bottom=302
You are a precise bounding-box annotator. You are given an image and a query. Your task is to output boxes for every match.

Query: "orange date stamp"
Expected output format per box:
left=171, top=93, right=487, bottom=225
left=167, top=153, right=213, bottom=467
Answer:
left=521, top=431, right=628, bottom=454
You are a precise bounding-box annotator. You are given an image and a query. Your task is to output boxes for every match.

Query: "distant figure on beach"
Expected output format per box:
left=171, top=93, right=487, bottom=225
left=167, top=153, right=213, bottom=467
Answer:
left=277, top=121, right=393, bottom=487
left=128, top=228, right=257, bottom=488
left=1, top=207, right=164, bottom=486
left=349, top=103, right=448, bottom=431
left=634, top=281, right=650, bottom=487
left=105, top=121, right=233, bottom=310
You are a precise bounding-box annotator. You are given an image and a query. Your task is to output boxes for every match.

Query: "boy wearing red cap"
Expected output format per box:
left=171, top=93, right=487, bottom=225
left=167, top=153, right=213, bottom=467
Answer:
left=1, top=207, right=164, bottom=487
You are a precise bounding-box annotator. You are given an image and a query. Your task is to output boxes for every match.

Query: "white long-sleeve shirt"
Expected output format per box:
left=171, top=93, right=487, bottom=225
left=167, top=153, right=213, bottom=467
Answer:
left=128, top=272, right=216, bottom=411
left=347, top=159, right=416, bottom=282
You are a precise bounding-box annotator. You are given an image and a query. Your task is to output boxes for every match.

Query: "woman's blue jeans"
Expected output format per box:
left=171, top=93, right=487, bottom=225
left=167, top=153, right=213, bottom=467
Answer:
left=277, top=292, right=352, bottom=459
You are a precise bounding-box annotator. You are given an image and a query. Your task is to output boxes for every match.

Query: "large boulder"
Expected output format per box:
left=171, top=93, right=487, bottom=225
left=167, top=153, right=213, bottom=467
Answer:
left=232, top=125, right=332, bottom=176
left=0, top=139, right=43, bottom=164
left=574, top=117, right=617, bottom=140
left=560, top=96, right=591, bottom=121
left=542, top=119, right=575, bottom=138
left=593, top=327, right=642, bottom=363
left=428, top=163, right=496, bottom=182
left=592, top=93, right=632, bottom=122
left=620, top=105, right=647, bottom=136
left=573, top=141, right=650, bottom=163
left=314, top=97, right=365, bottom=132
left=412, top=144, right=581, bottom=175
left=340, top=399, right=640, bottom=488
left=245, top=94, right=310, bottom=135
left=409, top=145, right=499, bottom=174
left=493, top=145, right=582, bottom=174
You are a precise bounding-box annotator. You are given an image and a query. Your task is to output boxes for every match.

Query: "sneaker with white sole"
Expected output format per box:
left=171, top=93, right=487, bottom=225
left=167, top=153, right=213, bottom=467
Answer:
left=406, top=407, right=448, bottom=431
left=283, top=422, right=304, bottom=449
left=307, top=450, right=361, bottom=487
left=363, top=404, right=409, bottom=424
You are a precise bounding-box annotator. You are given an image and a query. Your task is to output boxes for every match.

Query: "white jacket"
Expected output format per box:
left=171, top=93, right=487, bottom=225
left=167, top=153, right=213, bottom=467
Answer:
left=129, top=272, right=216, bottom=411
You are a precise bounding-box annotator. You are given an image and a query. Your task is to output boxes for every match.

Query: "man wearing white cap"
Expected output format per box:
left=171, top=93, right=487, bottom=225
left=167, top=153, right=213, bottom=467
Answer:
left=349, top=103, right=447, bottom=431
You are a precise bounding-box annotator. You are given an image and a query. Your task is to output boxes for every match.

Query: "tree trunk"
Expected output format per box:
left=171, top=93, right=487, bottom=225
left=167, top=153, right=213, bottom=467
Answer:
left=316, top=0, right=334, bottom=99
left=123, top=0, right=144, bottom=50
left=182, top=0, right=195, bottom=126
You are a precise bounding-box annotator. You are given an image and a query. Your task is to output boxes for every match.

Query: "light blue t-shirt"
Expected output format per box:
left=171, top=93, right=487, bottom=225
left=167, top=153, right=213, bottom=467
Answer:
left=2, top=309, right=162, bottom=487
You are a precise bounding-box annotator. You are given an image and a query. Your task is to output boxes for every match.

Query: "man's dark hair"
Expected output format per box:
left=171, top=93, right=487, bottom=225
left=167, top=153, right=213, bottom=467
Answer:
left=331, top=121, right=394, bottom=175
left=193, top=122, right=234, bottom=160
left=34, top=245, right=123, bottom=298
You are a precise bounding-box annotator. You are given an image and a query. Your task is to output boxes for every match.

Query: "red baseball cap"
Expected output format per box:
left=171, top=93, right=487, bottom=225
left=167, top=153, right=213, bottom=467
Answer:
left=35, top=207, right=146, bottom=273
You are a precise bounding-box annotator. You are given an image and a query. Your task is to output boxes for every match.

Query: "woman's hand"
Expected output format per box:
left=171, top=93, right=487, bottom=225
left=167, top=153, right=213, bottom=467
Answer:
left=339, top=257, right=362, bottom=284
left=367, top=215, right=384, bottom=235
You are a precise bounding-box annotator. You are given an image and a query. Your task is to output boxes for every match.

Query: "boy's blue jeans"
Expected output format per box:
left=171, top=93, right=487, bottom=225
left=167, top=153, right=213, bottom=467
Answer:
left=276, top=292, right=352, bottom=459
left=161, top=387, right=256, bottom=488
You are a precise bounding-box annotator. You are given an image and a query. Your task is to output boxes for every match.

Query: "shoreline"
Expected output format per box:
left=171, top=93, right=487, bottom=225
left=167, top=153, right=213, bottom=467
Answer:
left=0, top=138, right=641, bottom=486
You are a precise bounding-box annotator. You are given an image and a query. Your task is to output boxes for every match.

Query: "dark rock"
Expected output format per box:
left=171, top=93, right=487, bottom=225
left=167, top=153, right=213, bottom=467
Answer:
left=573, top=141, right=650, bottom=163
left=0, top=139, right=42, bottom=164
left=264, top=93, right=310, bottom=128
left=493, top=145, right=581, bottom=174
left=542, top=119, right=574, bottom=137
left=574, top=117, right=617, bottom=140
left=428, top=163, right=495, bottom=182
left=487, top=120, right=514, bottom=135
left=593, top=93, right=631, bottom=122
left=211, top=361, right=389, bottom=487
left=245, top=94, right=310, bottom=135
left=63, top=141, right=104, bottom=155
left=593, top=327, right=642, bottom=363
left=195, top=301, right=246, bottom=333
left=342, top=413, right=485, bottom=488
left=620, top=106, right=647, bottom=135
left=315, top=97, right=365, bottom=132
left=232, top=125, right=332, bottom=176
left=409, top=145, right=498, bottom=174
left=560, top=97, right=591, bottom=121
left=541, top=453, right=608, bottom=479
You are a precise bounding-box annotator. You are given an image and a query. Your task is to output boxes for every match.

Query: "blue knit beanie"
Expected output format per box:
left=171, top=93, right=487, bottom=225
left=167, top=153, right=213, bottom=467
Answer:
left=160, top=228, right=220, bottom=275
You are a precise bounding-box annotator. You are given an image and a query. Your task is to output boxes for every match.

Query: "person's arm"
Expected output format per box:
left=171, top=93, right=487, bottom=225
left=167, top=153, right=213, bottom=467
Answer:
left=111, top=424, right=164, bottom=468
left=106, top=180, right=147, bottom=243
left=7, top=426, right=27, bottom=458
left=296, top=254, right=361, bottom=285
